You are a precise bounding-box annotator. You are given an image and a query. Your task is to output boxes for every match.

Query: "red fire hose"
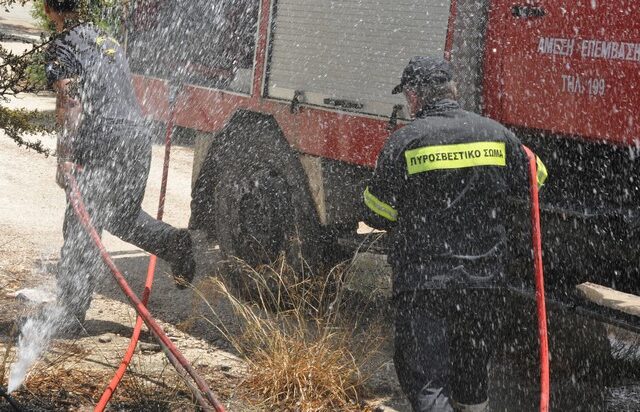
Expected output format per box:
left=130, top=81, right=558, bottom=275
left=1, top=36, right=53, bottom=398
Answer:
left=522, top=146, right=550, bottom=412
left=94, top=104, right=178, bottom=411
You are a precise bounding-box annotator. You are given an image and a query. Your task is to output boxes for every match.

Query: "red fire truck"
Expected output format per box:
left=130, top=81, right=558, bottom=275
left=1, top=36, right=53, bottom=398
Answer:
left=126, top=1, right=640, bottom=320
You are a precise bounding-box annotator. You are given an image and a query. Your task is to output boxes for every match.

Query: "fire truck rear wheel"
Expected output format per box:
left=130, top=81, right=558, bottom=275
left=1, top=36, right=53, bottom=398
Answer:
left=214, top=166, right=327, bottom=282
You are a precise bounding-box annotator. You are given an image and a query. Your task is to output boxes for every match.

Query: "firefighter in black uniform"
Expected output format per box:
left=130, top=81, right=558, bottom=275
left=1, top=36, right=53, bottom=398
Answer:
left=363, top=56, right=547, bottom=411
left=43, top=0, right=196, bottom=329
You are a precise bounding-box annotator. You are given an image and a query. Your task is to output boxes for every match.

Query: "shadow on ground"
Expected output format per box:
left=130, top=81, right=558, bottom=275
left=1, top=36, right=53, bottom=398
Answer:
left=95, top=247, right=233, bottom=346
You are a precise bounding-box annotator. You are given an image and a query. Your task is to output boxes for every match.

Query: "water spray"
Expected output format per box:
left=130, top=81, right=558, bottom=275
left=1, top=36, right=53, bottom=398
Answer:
left=96, top=83, right=179, bottom=411
left=63, top=170, right=225, bottom=412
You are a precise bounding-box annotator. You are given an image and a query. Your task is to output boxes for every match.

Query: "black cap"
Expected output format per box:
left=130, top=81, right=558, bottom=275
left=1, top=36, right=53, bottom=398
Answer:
left=392, top=56, right=453, bottom=94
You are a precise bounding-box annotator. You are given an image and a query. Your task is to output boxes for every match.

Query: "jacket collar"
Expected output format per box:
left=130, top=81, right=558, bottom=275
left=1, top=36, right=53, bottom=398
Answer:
left=416, top=99, right=460, bottom=118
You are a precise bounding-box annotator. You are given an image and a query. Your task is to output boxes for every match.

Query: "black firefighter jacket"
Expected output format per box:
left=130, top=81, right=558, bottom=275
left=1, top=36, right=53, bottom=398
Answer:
left=363, top=100, right=547, bottom=293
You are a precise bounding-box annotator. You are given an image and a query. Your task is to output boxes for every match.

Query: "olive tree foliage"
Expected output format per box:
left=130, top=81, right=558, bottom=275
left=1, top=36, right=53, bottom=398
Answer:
left=0, top=0, right=49, bottom=154
left=0, top=0, right=127, bottom=156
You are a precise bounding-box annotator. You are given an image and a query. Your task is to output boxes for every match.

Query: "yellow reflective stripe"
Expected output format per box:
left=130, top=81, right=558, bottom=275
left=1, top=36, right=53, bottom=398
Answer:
left=96, top=36, right=120, bottom=46
left=364, top=187, right=398, bottom=222
left=405, top=141, right=507, bottom=175
left=536, top=156, right=548, bottom=187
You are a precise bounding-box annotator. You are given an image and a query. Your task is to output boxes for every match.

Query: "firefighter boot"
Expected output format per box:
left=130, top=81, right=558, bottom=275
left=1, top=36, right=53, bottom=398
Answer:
left=169, top=229, right=196, bottom=289
left=415, top=385, right=455, bottom=412
left=452, top=399, right=489, bottom=412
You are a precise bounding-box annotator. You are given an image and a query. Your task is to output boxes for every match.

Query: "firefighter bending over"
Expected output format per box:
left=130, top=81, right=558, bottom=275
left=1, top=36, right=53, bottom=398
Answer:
left=43, top=0, right=196, bottom=330
left=363, top=56, right=547, bottom=411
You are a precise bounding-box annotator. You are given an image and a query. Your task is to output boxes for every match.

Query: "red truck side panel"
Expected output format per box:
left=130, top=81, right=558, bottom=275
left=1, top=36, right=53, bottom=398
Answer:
left=133, top=77, right=391, bottom=167
left=444, top=0, right=458, bottom=61
left=484, top=0, right=640, bottom=145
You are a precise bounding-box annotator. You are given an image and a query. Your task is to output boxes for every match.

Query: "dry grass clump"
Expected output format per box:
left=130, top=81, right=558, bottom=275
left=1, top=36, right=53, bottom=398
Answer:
left=198, top=256, right=380, bottom=411
left=243, top=328, right=363, bottom=411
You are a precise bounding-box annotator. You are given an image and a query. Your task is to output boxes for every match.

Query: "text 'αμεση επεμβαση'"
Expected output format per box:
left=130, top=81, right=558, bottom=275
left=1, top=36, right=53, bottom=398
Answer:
left=537, top=36, right=640, bottom=63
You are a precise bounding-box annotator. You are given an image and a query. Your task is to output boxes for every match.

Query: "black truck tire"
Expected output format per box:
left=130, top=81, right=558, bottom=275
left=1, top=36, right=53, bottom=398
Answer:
left=214, top=164, right=329, bottom=275
left=190, top=110, right=349, bottom=292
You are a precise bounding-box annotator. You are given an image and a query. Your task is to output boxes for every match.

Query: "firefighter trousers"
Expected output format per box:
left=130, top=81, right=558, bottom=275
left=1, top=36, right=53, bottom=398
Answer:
left=394, top=288, right=505, bottom=411
left=57, top=146, right=180, bottom=321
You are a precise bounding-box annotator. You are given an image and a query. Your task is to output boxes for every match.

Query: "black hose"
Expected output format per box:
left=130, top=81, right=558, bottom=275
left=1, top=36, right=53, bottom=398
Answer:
left=0, top=386, right=22, bottom=412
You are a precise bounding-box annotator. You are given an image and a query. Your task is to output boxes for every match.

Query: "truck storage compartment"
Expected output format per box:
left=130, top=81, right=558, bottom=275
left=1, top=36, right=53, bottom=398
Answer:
left=267, top=0, right=452, bottom=118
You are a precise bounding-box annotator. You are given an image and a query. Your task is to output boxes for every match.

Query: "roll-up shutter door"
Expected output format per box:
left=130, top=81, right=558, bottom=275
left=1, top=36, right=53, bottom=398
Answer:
left=268, top=0, right=452, bottom=118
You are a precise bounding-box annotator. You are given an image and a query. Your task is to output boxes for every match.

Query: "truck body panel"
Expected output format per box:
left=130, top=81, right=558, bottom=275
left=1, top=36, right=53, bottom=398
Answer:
left=484, top=1, right=640, bottom=145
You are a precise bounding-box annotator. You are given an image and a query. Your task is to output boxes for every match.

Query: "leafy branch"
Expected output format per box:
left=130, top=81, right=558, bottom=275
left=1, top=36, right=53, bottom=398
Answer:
left=0, top=0, right=53, bottom=155
left=0, top=0, right=127, bottom=156
left=0, top=106, right=52, bottom=155
left=1, top=0, right=30, bottom=10
left=0, top=44, right=52, bottom=155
